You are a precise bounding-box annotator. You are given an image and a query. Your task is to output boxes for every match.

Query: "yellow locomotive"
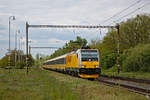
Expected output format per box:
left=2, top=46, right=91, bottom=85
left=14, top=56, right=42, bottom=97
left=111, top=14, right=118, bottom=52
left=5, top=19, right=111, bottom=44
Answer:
left=43, top=49, right=100, bottom=79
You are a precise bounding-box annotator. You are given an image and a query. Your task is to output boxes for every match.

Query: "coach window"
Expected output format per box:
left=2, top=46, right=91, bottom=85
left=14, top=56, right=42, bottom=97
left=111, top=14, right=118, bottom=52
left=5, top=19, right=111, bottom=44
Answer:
left=64, top=58, right=66, bottom=64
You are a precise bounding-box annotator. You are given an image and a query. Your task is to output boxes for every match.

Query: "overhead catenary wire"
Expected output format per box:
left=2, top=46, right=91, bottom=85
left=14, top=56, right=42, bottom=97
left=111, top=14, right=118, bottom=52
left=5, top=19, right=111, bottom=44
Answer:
left=109, top=1, right=150, bottom=25
left=102, top=0, right=142, bottom=24
left=98, top=0, right=142, bottom=41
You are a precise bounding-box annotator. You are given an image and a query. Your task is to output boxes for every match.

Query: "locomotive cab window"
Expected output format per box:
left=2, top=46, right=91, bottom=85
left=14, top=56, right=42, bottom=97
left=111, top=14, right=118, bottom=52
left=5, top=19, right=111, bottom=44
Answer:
left=81, top=50, right=98, bottom=61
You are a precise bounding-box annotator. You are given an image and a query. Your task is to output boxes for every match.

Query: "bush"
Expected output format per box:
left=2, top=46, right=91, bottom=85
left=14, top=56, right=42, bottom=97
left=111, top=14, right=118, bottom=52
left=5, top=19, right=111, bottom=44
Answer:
left=0, top=56, right=8, bottom=68
left=100, top=52, right=117, bottom=69
left=122, top=44, right=150, bottom=72
left=15, top=62, right=26, bottom=69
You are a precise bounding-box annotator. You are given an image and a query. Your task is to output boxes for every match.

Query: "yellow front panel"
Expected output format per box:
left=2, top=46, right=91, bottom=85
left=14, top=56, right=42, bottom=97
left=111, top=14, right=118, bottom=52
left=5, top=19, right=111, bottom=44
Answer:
left=78, top=74, right=99, bottom=78
left=82, top=61, right=99, bottom=68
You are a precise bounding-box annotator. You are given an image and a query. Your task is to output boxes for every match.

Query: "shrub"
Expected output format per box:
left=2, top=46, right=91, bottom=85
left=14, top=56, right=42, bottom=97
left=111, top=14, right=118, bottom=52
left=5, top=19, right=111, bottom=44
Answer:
left=122, top=44, right=150, bottom=72
left=100, top=52, right=117, bottom=69
left=0, top=56, right=8, bottom=68
left=15, top=62, right=26, bottom=69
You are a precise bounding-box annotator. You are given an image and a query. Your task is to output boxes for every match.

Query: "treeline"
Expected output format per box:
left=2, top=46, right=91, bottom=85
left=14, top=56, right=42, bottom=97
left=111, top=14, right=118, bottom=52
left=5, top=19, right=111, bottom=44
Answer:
left=90, top=14, right=150, bottom=72
left=46, top=36, right=87, bottom=60
left=44, top=14, right=150, bottom=72
left=0, top=50, right=34, bottom=69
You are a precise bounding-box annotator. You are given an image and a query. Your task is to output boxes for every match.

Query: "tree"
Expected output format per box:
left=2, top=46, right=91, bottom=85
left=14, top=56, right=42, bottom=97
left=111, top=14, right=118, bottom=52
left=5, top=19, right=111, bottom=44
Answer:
left=0, top=49, right=34, bottom=69
left=90, top=14, right=150, bottom=54
left=122, top=43, right=150, bottom=72
left=48, top=36, right=87, bottom=59
left=120, top=14, right=150, bottom=49
left=89, top=14, right=150, bottom=70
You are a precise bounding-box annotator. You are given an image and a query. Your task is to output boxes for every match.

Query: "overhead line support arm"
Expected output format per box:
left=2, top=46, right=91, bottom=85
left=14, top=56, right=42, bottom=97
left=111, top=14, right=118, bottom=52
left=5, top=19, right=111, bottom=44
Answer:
left=28, top=25, right=116, bottom=29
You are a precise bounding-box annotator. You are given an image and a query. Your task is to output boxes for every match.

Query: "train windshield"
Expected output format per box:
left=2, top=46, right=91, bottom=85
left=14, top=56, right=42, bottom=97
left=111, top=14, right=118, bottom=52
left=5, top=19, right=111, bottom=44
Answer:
left=81, top=50, right=98, bottom=61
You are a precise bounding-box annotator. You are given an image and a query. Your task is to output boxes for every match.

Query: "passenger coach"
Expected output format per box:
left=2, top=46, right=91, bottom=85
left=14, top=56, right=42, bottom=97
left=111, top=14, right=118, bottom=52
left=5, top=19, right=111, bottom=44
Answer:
left=43, top=49, right=101, bottom=79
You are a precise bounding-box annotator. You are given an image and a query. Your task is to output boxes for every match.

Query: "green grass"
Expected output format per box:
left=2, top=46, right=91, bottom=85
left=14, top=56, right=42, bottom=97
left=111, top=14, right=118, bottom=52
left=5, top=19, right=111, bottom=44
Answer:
left=0, top=68, right=78, bottom=100
left=0, top=68, right=149, bottom=100
left=101, top=68, right=150, bottom=80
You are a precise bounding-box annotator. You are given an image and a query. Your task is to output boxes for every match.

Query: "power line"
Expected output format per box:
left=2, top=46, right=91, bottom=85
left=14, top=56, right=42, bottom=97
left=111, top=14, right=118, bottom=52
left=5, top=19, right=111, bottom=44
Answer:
left=30, top=47, right=59, bottom=49
left=102, top=0, right=142, bottom=24
left=109, top=1, right=150, bottom=25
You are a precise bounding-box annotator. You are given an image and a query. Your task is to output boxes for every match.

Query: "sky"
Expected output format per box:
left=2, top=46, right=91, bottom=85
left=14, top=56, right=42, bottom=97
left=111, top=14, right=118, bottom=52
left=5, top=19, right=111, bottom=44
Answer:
left=0, top=0, right=149, bottom=58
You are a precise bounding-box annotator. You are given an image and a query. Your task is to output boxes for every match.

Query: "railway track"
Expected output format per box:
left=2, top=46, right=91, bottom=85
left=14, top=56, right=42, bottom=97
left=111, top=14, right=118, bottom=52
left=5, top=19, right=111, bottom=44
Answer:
left=101, top=75, right=150, bottom=84
left=44, top=69, right=150, bottom=97
left=98, top=75, right=150, bottom=97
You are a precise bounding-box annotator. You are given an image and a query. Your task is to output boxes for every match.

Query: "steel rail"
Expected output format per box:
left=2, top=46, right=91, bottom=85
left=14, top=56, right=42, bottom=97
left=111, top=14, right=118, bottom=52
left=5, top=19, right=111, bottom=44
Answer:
left=98, top=78, right=150, bottom=96
left=101, top=75, right=150, bottom=84
left=43, top=68, right=150, bottom=96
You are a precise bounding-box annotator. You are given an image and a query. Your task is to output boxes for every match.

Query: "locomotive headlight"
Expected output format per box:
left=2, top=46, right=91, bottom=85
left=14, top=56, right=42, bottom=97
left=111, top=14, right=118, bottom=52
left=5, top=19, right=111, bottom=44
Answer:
left=81, top=65, right=86, bottom=68
left=95, top=65, right=99, bottom=68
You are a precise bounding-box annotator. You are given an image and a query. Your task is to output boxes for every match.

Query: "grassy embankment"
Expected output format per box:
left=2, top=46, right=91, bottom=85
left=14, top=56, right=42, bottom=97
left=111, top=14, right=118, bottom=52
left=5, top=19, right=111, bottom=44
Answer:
left=0, top=68, right=149, bottom=100
left=101, top=69, right=150, bottom=80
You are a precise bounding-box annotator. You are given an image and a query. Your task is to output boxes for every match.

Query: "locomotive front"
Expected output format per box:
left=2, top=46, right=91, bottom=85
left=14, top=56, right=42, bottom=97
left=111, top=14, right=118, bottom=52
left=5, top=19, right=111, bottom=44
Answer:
left=78, top=49, right=101, bottom=78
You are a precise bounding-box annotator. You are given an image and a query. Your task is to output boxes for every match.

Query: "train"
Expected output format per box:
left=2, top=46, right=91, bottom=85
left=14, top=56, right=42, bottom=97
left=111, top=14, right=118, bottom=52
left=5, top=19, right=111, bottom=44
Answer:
left=43, top=49, right=101, bottom=79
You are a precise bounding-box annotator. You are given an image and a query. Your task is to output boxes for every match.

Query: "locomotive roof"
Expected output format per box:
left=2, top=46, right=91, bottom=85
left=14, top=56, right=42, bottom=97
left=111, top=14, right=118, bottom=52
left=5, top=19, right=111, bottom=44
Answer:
left=44, top=49, right=98, bottom=63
